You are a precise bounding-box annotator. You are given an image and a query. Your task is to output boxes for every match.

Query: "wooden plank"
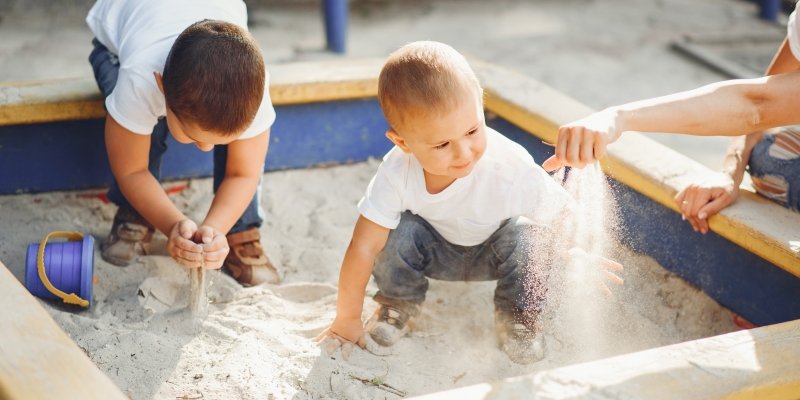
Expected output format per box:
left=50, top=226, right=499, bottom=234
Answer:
left=0, top=261, right=127, bottom=399
left=472, top=58, right=800, bottom=279
left=0, top=58, right=383, bottom=126
left=413, top=319, right=800, bottom=400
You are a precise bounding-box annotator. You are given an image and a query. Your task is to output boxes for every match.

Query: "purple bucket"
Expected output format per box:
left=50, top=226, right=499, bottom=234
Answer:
left=25, top=234, right=94, bottom=307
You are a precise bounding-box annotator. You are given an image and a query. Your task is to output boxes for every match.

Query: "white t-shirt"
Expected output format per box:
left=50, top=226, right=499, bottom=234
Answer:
left=86, top=0, right=276, bottom=139
left=358, top=127, right=571, bottom=246
left=788, top=10, right=800, bottom=62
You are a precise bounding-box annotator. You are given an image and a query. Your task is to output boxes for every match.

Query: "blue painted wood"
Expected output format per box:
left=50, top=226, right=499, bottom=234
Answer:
left=0, top=98, right=391, bottom=194
left=488, top=115, right=800, bottom=327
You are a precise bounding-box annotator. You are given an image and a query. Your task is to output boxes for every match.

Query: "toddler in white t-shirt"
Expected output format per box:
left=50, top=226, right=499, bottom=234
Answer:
left=316, top=41, right=623, bottom=364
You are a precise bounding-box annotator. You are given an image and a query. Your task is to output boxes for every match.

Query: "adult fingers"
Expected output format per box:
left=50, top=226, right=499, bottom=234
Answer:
left=542, top=155, right=562, bottom=172
left=565, top=127, right=584, bottom=167
left=682, top=190, right=700, bottom=232
left=594, top=131, right=608, bottom=161
left=689, top=189, right=711, bottom=234
left=580, top=132, right=595, bottom=167
left=674, top=188, right=687, bottom=209
left=698, top=194, right=732, bottom=221
left=555, top=127, right=570, bottom=168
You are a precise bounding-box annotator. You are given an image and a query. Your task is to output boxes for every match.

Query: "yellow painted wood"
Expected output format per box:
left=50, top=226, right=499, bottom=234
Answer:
left=0, top=58, right=383, bottom=126
left=414, top=319, right=800, bottom=400
left=0, top=261, right=127, bottom=400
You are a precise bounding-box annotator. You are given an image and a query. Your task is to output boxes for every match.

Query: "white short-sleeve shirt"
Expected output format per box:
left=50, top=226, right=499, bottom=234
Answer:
left=86, top=0, right=276, bottom=139
left=788, top=10, right=800, bottom=61
left=358, top=127, right=571, bottom=246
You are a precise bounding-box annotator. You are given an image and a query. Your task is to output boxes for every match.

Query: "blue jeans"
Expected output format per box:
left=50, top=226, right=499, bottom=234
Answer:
left=373, top=212, right=553, bottom=312
left=749, top=132, right=800, bottom=212
left=88, top=39, right=264, bottom=234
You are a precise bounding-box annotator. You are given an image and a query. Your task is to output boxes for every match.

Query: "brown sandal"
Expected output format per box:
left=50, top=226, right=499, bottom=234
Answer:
left=101, top=205, right=155, bottom=266
left=225, top=227, right=280, bottom=286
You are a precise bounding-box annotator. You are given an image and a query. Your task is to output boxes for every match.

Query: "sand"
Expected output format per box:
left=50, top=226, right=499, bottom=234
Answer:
left=0, top=160, right=741, bottom=399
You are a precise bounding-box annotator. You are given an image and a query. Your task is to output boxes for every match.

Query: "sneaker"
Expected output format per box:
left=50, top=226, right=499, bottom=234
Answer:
left=224, top=227, right=280, bottom=286
left=364, top=293, right=421, bottom=347
left=495, top=309, right=545, bottom=364
left=101, top=206, right=155, bottom=266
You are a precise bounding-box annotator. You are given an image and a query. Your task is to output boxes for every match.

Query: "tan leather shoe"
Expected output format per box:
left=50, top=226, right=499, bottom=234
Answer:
left=224, top=227, right=280, bottom=286
left=101, top=206, right=154, bottom=266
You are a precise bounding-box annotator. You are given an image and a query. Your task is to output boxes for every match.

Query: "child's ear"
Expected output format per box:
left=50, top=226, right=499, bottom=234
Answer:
left=153, top=72, right=164, bottom=94
left=385, top=129, right=412, bottom=154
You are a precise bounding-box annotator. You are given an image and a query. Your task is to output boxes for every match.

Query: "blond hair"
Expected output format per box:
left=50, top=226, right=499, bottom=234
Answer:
left=378, top=41, right=482, bottom=132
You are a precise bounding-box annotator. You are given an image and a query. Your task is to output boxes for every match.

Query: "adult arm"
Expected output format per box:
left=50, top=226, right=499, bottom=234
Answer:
left=542, top=59, right=800, bottom=171
left=105, top=115, right=203, bottom=267
left=316, top=216, right=391, bottom=360
left=675, top=37, right=800, bottom=233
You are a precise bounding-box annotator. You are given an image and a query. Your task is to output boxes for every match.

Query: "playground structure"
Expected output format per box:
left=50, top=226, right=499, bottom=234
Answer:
left=1, top=57, right=799, bottom=399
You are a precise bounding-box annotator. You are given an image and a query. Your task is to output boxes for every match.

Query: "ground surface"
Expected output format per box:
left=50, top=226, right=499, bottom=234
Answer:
left=0, top=0, right=790, bottom=168
left=0, top=161, right=740, bottom=399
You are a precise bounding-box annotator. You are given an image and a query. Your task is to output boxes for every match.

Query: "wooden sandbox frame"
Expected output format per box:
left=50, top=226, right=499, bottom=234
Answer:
left=1, top=58, right=799, bottom=399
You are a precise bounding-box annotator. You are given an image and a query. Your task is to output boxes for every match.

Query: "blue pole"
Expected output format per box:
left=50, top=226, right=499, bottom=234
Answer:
left=758, top=0, right=781, bottom=22
left=323, top=0, right=348, bottom=53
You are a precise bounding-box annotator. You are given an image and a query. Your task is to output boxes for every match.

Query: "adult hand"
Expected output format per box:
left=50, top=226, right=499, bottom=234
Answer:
left=674, top=174, right=738, bottom=234
left=193, top=226, right=229, bottom=269
left=167, top=219, right=203, bottom=268
left=561, top=247, right=624, bottom=296
left=543, top=109, right=619, bottom=172
left=315, top=316, right=367, bottom=361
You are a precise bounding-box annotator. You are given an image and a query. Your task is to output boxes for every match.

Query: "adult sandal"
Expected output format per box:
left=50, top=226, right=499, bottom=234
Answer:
left=101, top=205, right=154, bottom=266
left=224, top=227, right=280, bottom=286
left=364, top=292, right=421, bottom=347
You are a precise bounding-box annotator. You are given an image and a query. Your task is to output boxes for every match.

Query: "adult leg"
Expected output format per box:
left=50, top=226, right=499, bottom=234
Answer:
left=214, top=145, right=278, bottom=285
left=749, top=127, right=800, bottom=211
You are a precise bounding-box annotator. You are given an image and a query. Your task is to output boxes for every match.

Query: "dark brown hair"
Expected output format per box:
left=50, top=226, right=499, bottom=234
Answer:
left=162, top=20, right=265, bottom=136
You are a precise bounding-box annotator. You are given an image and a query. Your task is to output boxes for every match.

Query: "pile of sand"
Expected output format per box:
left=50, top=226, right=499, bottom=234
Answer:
left=0, top=160, right=740, bottom=399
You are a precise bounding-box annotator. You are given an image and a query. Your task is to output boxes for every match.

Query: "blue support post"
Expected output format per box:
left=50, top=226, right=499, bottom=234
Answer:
left=758, top=0, right=781, bottom=21
left=323, top=0, right=348, bottom=53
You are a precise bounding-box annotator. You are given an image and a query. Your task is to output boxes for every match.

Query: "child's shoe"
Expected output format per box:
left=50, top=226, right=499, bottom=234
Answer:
left=101, top=206, right=155, bottom=266
left=364, top=293, right=421, bottom=347
left=224, top=227, right=280, bottom=286
left=495, top=309, right=545, bottom=364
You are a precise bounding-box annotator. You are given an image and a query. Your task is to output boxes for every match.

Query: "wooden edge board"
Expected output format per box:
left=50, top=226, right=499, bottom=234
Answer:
left=0, top=261, right=127, bottom=400
left=0, top=58, right=384, bottom=126
left=473, top=59, right=800, bottom=278
left=411, top=318, right=800, bottom=400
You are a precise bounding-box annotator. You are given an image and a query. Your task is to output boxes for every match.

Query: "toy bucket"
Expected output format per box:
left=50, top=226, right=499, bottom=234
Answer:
left=24, top=231, right=94, bottom=307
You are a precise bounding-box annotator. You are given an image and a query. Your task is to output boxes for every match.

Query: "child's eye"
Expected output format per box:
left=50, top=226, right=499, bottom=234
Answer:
left=467, top=129, right=477, bottom=136
left=435, top=142, right=449, bottom=150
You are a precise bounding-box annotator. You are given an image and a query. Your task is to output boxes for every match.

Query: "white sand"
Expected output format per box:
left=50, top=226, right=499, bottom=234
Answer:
left=0, top=160, right=741, bottom=399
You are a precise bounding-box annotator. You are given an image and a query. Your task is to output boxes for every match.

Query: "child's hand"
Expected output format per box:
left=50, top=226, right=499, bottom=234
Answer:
left=168, top=219, right=204, bottom=268
left=315, top=316, right=367, bottom=361
left=562, top=247, right=624, bottom=296
left=193, top=226, right=229, bottom=269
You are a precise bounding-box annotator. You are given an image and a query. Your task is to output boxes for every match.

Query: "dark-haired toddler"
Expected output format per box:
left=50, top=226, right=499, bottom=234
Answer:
left=87, top=0, right=278, bottom=285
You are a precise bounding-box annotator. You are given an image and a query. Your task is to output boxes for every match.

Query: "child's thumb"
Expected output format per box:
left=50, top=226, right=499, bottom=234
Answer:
left=542, top=155, right=562, bottom=172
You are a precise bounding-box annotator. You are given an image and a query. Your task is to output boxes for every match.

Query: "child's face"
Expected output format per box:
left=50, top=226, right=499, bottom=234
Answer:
left=165, top=107, right=237, bottom=152
left=388, top=89, right=486, bottom=180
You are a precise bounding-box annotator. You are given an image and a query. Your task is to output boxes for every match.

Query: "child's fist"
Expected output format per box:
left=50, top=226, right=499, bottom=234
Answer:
left=167, top=219, right=203, bottom=268
left=194, top=226, right=229, bottom=270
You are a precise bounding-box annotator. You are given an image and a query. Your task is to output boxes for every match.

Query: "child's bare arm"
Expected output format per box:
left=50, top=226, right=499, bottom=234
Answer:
left=316, top=216, right=391, bottom=360
left=105, top=115, right=203, bottom=267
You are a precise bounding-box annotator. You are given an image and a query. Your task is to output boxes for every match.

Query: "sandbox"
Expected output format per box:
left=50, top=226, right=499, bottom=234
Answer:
left=1, top=58, right=799, bottom=399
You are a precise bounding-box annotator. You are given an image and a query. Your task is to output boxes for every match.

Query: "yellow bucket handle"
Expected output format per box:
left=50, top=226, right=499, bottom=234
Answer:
left=37, top=231, right=89, bottom=307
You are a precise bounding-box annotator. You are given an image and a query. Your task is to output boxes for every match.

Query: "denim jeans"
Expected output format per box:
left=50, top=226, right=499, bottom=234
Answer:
left=749, top=132, right=800, bottom=212
left=373, top=212, right=554, bottom=312
left=88, top=39, right=264, bottom=234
